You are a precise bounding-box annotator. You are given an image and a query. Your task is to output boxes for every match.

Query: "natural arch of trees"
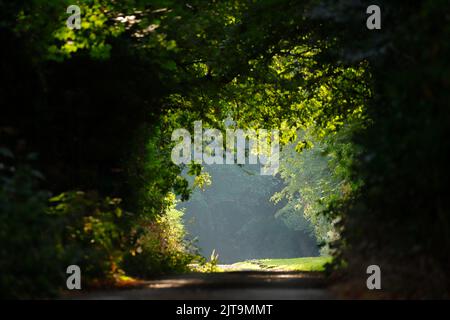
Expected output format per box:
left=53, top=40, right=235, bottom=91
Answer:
left=1, top=0, right=449, bottom=298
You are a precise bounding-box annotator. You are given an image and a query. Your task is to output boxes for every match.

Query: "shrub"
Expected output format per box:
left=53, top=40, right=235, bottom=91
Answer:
left=122, top=193, right=196, bottom=277
left=47, top=191, right=126, bottom=283
left=0, top=150, right=62, bottom=299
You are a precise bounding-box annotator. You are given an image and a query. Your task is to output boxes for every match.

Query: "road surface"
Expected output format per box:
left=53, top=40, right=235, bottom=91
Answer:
left=70, top=271, right=333, bottom=300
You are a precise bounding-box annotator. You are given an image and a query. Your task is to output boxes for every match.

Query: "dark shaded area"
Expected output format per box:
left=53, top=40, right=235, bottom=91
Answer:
left=0, top=27, right=164, bottom=204
left=70, top=271, right=330, bottom=300
left=313, top=0, right=450, bottom=298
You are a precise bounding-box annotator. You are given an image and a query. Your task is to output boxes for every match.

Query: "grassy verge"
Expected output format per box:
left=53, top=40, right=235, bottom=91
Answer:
left=223, top=256, right=332, bottom=272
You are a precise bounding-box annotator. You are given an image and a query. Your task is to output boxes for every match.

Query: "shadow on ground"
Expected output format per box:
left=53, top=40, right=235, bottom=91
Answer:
left=68, top=271, right=333, bottom=300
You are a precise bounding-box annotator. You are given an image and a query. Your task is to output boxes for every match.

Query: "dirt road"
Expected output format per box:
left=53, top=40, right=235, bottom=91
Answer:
left=73, top=271, right=333, bottom=300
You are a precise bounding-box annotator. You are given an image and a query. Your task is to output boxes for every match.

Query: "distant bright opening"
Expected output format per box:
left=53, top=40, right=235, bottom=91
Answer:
left=178, top=164, right=319, bottom=264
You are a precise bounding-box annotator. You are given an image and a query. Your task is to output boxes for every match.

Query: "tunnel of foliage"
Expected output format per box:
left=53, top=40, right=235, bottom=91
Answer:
left=0, top=0, right=449, bottom=298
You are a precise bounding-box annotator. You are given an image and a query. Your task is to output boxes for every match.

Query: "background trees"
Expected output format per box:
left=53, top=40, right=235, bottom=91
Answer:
left=179, top=164, right=318, bottom=263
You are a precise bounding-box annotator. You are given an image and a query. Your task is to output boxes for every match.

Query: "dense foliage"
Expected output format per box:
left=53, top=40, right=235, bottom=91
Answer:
left=271, top=130, right=357, bottom=255
left=320, top=0, right=450, bottom=297
left=1, top=0, right=449, bottom=298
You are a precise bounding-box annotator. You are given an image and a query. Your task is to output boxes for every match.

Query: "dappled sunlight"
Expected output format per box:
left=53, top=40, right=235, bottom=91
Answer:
left=145, top=278, right=205, bottom=289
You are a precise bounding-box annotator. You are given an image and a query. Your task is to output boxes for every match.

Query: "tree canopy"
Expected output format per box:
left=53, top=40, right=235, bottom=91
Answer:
left=1, top=0, right=449, bottom=298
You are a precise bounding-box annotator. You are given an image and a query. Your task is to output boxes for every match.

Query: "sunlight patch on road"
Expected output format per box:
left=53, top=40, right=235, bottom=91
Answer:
left=146, top=279, right=204, bottom=289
